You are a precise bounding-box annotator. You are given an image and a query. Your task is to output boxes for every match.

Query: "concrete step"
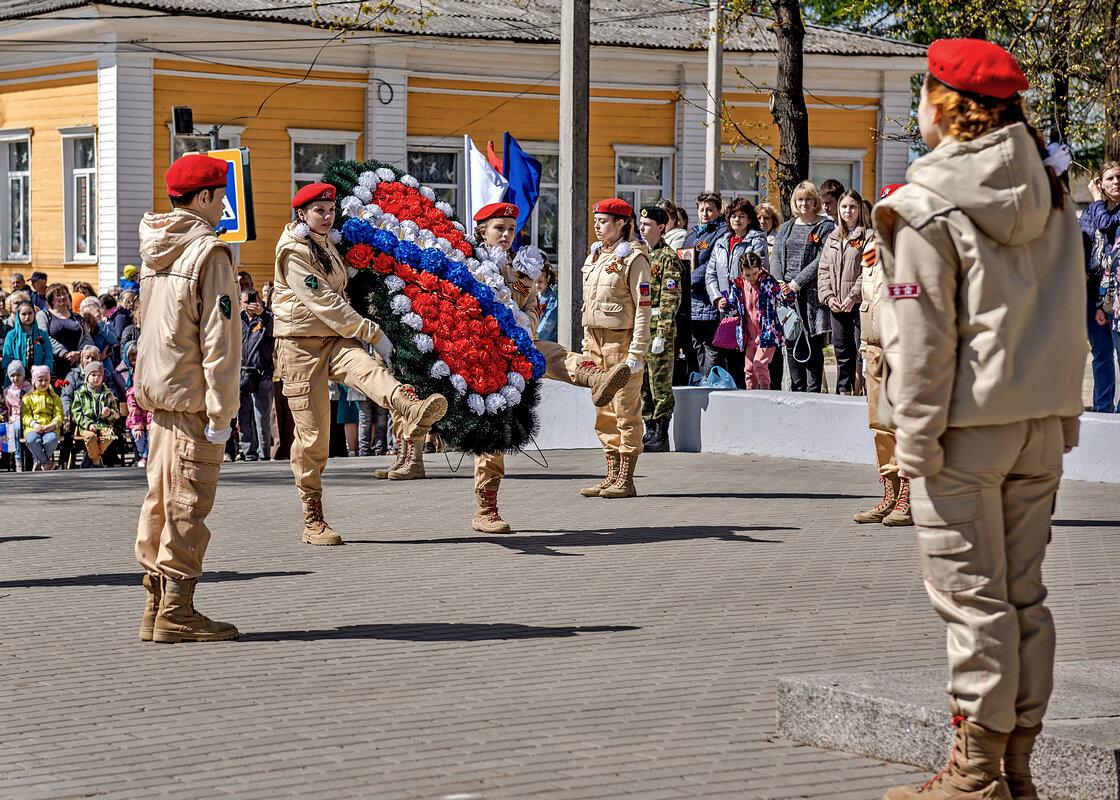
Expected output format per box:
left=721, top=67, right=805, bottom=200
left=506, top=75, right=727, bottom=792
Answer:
left=776, top=660, right=1120, bottom=800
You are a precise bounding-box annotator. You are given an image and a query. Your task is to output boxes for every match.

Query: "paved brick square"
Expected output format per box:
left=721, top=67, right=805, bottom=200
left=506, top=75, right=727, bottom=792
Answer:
left=2, top=450, right=1117, bottom=799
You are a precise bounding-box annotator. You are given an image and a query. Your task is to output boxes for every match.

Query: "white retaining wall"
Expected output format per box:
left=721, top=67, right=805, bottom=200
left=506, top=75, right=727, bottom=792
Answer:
left=534, top=382, right=1120, bottom=484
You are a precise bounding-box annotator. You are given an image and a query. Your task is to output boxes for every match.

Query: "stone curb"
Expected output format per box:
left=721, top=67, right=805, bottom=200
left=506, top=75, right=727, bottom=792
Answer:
left=776, top=662, right=1120, bottom=800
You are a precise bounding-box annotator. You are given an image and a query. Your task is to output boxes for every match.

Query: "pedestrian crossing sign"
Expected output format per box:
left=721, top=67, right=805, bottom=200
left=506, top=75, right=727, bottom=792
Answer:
left=207, top=147, right=257, bottom=244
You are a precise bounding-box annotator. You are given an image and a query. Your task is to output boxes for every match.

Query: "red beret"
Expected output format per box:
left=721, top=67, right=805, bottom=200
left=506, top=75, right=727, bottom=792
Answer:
left=593, top=197, right=633, bottom=217
left=165, top=154, right=229, bottom=197
left=928, top=39, right=1029, bottom=101
left=292, top=183, right=337, bottom=209
left=879, top=184, right=904, bottom=199
left=473, top=202, right=520, bottom=221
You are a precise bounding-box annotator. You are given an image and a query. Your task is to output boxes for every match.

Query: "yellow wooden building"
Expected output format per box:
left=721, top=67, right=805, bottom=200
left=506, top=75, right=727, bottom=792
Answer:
left=0, top=0, right=924, bottom=290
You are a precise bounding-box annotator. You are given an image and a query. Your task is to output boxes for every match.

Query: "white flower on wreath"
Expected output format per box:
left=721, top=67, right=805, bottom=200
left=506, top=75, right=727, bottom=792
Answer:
left=467, top=393, right=486, bottom=415
left=430, top=359, right=451, bottom=379
left=500, top=385, right=521, bottom=406
left=414, top=333, right=434, bottom=353
left=375, top=167, right=395, bottom=181
left=435, top=201, right=454, bottom=217
left=512, top=244, right=544, bottom=280
left=507, top=372, right=525, bottom=392
left=450, top=220, right=465, bottom=233
left=390, top=294, right=411, bottom=315
left=340, top=195, right=364, bottom=218
left=384, top=274, right=405, bottom=294
left=435, top=238, right=452, bottom=254
left=485, top=245, right=508, bottom=269
left=402, top=312, right=424, bottom=331
left=357, top=171, right=379, bottom=189
left=353, top=185, right=373, bottom=203
left=419, top=185, right=436, bottom=202
left=417, top=230, right=437, bottom=249
left=400, top=174, right=419, bottom=189
left=485, top=392, right=508, bottom=413
left=447, top=249, right=465, bottom=264
left=450, top=374, right=468, bottom=395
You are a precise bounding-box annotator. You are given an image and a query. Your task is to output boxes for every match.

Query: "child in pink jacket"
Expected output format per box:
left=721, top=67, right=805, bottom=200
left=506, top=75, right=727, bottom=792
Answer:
left=3, top=360, right=32, bottom=469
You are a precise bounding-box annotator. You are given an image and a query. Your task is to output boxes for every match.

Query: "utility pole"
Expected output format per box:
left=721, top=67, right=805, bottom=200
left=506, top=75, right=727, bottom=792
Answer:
left=704, top=0, right=723, bottom=193
left=559, top=0, right=590, bottom=351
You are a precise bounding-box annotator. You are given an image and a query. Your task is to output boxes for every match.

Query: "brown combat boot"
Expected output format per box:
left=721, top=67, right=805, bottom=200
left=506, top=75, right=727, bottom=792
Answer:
left=1003, top=724, right=1042, bottom=800
left=139, top=573, right=161, bottom=642
left=473, top=487, right=512, bottom=533
left=600, top=452, right=638, bottom=498
left=582, top=450, right=620, bottom=496
left=152, top=577, right=239, bottom=643
left=883, top=477, right=913, bottom=527
left=303, top=496, right=343, bottom=545
left=388, top=436, right=426, bottom=480
left=854, top=474, right=900, bottom=523
left=391, top=384, right=447, bottom=437
left=883, top=716, right=1011, bottom=800
left=572, top=359, right=631, bottom=407
left=374, top=442, right=407, bottom=479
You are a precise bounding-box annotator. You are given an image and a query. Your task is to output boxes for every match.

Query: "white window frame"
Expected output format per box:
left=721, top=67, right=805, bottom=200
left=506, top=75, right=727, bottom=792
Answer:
left=407, top=137, right=463, bottom=219
left=719, top=153, right=769, bottom=206
left=809, top=147, right=868, bottom=195
left=60, top=125, right=97, bottom=263
left=289, top=128, right=360, bottom=190
left=0, top=127, right=31, bottom=263
left=166, top=123, right=244, bottom=163
left=612, top=144, right=674, bottom=212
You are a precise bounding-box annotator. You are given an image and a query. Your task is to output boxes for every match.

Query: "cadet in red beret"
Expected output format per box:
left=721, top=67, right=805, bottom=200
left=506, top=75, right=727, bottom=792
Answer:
left=467, top=197, right=630, bottom=532
left=292, top=182, right=336, bottom=209
left=876, top=39, right=1084, bottom=800
left=133, top=153, right=241, bottom=643
left=164, top=153, right=229, bottom=197
left=271, top=184, right=447, bottom=545
left=574, top=197, right=651, bottom=498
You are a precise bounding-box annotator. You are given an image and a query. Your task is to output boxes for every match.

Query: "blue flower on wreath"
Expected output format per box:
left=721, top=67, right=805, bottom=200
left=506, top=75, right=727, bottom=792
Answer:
left=370, top=228, right=397, bottom=254
left=395, top=241, right=423, bottom=266
left=419, top=249, right=446, bottom=277
left=342, top=219, right=374, bottom=246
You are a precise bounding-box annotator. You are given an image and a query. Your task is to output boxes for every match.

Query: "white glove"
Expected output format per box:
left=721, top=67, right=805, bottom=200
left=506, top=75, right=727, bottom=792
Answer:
left=625, top=358, right=643, bottom=374
left=650, top=337, right=665, bottom=355
left=204, top=425, right=231, bottom=445
left=372, top=334, right=393, bottom=363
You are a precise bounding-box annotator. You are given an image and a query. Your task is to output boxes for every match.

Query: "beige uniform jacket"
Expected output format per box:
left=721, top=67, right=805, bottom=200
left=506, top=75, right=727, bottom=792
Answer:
left=581, top=240, right=653, bottom=362
left=134, top=208, right=241, bottom=432
left=874, top=122, right=1085, bottom=477
left=501, top=259, right=542, bottom=335
left=271, top=224, right=385, bottom=347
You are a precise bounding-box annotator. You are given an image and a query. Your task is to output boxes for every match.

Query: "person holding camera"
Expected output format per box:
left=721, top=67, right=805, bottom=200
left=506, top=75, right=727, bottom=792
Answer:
left=238, top=287, right=274, bottom=462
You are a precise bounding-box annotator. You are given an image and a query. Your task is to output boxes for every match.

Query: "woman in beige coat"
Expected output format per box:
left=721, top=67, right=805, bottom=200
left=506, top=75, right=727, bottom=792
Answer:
left=817, top=190, right=867, bottom=395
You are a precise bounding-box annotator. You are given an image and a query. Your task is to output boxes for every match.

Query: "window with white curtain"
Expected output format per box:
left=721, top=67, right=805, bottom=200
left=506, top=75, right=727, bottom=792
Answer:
left=0, top=132, right=31, bottom=261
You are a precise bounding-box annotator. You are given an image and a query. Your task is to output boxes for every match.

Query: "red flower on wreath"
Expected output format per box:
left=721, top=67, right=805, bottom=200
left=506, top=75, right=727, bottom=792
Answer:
left=346, top=243, right=375, bottom=270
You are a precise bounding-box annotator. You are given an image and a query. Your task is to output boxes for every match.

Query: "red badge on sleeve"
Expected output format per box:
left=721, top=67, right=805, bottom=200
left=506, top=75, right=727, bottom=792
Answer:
left=639, top=284, right=650, bottom=296
left=888, top=283, right=922, bottom=299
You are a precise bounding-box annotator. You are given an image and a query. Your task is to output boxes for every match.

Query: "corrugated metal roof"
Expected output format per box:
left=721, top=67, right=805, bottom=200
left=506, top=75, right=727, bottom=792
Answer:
left=0, top=0, right=927, bottom=57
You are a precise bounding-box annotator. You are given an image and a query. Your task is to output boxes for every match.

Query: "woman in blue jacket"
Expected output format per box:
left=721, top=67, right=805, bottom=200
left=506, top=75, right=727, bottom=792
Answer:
left=2, top=300, right=53, bottom=386
left=1081, top=161, right=1120, bottom=412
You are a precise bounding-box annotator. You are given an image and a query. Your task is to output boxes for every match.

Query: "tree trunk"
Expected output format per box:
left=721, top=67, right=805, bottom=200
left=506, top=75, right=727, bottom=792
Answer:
left=1050, top=1, right=1070, bottom=143
left=769, top=0, right=810, bottom=219
left=1107, top=0, right=1120, bottom=161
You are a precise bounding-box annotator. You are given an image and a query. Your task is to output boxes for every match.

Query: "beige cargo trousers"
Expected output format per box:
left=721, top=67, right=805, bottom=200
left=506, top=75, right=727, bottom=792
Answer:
left=912, top=417, right=1064, bottom=733
left=277, top=335, right=408, bottom=502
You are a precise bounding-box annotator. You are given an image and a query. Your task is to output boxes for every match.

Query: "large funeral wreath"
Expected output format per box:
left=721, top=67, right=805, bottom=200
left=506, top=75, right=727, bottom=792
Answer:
left=321, top=158, right=545, bottom=456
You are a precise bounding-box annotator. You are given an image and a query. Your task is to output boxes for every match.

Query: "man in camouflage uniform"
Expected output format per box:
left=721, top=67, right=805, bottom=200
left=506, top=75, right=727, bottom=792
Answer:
left=637, top=205, right=683, bottom=452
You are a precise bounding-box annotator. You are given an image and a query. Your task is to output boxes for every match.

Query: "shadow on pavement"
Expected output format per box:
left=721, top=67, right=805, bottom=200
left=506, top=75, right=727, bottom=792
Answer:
left=0, top=535, right=50, bottom=544
left=1052, top=519, right=1120, bottom=527
left=646, top=491, right=870, bottom=500
left=0, top=569, right=312, bottom=589
left=240, top=622, right=640, bottom=643
left=350, top=524, right=790, bottom=557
